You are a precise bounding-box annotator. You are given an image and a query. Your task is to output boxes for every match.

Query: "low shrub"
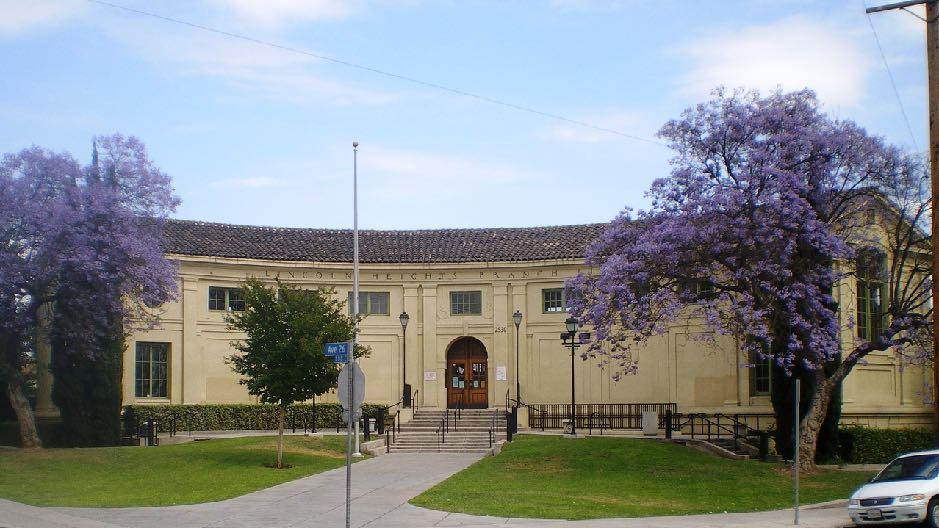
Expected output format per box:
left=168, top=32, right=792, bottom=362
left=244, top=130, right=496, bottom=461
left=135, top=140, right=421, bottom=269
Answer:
left=839, top=426, right=935, bottom=464
left=123, top=403, right=389, bottom=434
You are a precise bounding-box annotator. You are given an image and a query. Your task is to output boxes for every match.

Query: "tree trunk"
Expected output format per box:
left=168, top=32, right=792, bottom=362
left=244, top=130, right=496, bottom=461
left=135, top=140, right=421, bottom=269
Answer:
left=7, top=376, right=41, bottom=448
left=276, top=405, right=285, bottom=469
left=797, top=371, right=839, bottom=472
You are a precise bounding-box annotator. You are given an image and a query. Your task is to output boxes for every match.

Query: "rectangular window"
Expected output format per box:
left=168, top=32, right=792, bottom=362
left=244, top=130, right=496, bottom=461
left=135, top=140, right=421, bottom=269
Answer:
left=450, top=291, right=482, bottom=315
left=347, top=292, right=391, bottom=315
left=543, top=288, right=566, bottom=313
left=750, top=357, right=771, bottom=396
left=135, top=342, right=168, bottom=398
left=208, top=286, right=226, bottom=311
left=857, top=278, right=885, bottom=340
left=208, top=286, right=245, bottom=312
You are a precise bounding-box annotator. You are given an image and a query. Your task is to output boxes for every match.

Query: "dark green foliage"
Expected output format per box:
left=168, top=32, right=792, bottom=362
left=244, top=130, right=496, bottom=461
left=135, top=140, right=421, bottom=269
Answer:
left=123, top=403, right=387, bottom=433
left=0, top=389, right=12, bottom=421
left=0, top=421, right=68, bottom=447
left=839, top=426, right=935, bottom=464
left=226, top=280, right=364, bottom=408
left=50, top=274, right=125, bottom=447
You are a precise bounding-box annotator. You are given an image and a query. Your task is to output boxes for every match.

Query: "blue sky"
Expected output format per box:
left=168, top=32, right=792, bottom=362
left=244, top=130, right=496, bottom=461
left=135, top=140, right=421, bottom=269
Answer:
left=0, top=0, right=928, bottom=229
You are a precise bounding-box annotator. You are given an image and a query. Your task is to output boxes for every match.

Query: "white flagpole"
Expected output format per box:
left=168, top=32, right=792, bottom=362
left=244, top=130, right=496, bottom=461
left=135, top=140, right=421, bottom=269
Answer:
left=352, top=141, right=362, bottom=458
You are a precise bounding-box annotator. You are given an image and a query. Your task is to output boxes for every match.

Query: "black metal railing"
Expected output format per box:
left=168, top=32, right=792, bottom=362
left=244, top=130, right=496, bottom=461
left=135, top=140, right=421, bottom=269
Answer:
left=507, top=397, right=546, bottom=433
left=489, top=409, right=500, bottom=448
left=665, top=412, right=773, bottom=461
left=587, top=412, right=609, bottom=436
left=411, top=389, right=421, bottom=413
left=528, top=403, right=677, bottom=430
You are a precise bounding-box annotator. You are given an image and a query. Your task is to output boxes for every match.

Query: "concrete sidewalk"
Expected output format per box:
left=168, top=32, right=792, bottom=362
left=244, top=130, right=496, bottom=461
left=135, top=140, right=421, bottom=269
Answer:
left=0, top=453, right=856, bottom=528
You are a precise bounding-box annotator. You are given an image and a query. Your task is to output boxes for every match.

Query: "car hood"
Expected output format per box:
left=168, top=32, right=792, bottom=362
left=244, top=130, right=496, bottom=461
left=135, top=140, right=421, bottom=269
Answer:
left=852, top=480, right=933, bottom=499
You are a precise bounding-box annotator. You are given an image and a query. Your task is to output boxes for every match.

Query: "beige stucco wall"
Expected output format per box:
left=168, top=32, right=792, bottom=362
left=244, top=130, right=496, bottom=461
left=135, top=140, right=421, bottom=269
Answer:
left=120, top=254, right=933, bottom=423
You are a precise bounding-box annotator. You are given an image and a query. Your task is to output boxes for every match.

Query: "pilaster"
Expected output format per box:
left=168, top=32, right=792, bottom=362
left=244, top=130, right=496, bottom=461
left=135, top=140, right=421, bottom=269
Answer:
left=421, top=284, right=439, bottom=407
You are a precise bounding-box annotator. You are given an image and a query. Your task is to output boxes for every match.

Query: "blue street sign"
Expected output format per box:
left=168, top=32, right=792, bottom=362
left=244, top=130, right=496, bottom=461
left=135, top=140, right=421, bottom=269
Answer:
left=324, top=342, right=351, bottom=364
left=324, top=342, right=350, bottom=356
left=330, top=353, right=348, bottom=364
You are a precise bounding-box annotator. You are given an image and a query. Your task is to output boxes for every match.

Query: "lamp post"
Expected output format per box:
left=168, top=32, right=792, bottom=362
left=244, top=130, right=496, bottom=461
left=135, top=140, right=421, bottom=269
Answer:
left=561, top=317, right=589, bottom=435
left=513, top=310, right=522, bottom=405
left=399, top=311, right=410, bottom=407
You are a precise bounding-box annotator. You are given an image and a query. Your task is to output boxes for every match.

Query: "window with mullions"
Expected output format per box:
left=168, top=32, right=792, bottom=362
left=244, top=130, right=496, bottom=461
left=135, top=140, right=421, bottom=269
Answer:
left=750, top=356, right=772, bottom=396
left=856, top=250, right=887, bottom=341
left=135, top=342, right=168, bottom=398
left=347, top=292, right=390, bottom=315
left=543, top=288, right=566, bottom=313
left=208, top=286, right=245, bottom=311
left=450, top=291, right=482, bottom=315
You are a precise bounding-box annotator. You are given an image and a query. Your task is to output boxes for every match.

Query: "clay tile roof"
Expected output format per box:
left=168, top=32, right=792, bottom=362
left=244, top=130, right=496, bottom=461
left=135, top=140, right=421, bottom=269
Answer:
left=162, top=219, right=608, bottom=264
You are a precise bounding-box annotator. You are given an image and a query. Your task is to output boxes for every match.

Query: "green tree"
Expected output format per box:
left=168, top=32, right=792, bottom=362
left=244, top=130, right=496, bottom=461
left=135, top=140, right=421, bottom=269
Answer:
left=226, top=279, right=363, bottom=469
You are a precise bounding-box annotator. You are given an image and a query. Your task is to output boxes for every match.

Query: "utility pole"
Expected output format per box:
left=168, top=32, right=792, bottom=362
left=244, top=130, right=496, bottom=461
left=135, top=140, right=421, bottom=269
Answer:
left=865, top=0, right=938, bottom=438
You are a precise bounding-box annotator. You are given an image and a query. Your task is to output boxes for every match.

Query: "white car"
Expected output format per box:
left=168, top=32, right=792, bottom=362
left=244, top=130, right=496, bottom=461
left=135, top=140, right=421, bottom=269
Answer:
left=848, top=449, right=939, bottom=526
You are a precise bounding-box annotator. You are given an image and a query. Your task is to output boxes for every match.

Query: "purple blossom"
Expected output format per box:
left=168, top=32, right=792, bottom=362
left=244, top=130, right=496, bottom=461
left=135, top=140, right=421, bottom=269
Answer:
left=568, top=88, right=931, bottom=379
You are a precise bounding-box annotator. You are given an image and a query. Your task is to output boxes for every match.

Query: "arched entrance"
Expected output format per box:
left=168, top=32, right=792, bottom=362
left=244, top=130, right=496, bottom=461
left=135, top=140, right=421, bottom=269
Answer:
left=446, top=337, right=488, bottom=408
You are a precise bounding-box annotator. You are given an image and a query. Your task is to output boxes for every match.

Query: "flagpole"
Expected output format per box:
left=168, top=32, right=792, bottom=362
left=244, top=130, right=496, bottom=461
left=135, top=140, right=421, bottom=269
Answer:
left=352, top=141, right=362, bottom=458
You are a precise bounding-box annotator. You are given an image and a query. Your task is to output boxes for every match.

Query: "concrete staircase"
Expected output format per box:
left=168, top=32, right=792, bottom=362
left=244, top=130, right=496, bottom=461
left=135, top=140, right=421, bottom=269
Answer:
left=388, top=408, right=506, bottom=453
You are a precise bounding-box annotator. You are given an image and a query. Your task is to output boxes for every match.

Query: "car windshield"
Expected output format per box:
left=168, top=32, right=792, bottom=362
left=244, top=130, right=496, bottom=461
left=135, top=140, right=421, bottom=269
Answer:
left=871, top=454, right=939, bottom=483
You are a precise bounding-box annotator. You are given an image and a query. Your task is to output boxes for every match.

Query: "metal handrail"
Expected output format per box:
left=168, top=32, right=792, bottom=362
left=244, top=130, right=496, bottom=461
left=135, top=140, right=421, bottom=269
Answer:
left=412, top=389, right=421, bottom=413
left=435, top=418, right=445, bottom=451
left=508, top=397, right=547, bottom=431
left=587, top=411, right=607, bottom=436
left=488, top=408, right=500, bottom=448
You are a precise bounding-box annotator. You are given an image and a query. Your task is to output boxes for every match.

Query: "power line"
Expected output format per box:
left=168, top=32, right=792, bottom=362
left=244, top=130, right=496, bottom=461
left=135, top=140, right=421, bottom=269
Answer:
left=86, top=0, right=665, bottom=147
left=863, top=1, right=922, bottom=151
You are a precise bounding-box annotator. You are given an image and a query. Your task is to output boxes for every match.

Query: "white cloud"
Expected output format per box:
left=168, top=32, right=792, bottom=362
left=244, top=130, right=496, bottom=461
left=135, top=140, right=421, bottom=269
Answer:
left=678, top=16, right=873, bottom=108
left=103, top=20, right=398, bottom=106
left=541, top=110, right=654, bottom=143
left=0, top=0, right=84, bottom=37
left=213, top=177, right=292, bottom=188
left=207, top=0, right=358, bottom=29
left=359, top=145, right=541, bottom=200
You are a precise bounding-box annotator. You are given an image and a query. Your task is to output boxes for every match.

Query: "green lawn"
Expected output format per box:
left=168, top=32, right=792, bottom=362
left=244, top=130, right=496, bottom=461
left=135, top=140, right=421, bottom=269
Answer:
left=410, top=435, right=871, bottom=520
left=0, top=435, right=361, bottom=507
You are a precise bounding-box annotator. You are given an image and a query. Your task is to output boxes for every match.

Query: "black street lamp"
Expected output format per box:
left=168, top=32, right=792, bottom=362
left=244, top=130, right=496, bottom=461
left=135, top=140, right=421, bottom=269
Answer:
left=513, top=310, right=523, bottom=405
left=399, top=311, right=410, bottom=407
left=561, top=317, right=589, bottom=435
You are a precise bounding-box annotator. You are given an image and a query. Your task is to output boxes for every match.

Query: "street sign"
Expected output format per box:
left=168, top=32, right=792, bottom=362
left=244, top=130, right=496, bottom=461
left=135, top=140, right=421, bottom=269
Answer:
left=324, top=342, right=351, bottom=364
left=337, top=361, right=365, bottom=416
left=325, top=342, right=350, bottom=356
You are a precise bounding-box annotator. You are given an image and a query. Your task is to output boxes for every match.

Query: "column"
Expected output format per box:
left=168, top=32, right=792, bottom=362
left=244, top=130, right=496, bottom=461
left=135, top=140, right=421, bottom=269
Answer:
left=181, top=276, right=203, bottom=404
left=511, top=283, right=527, bottom=404
left=421, top=284, right=439, bottom=408
left=493, top=284, right=509, bottom=407
left=403, top=285, right=419, bottom=406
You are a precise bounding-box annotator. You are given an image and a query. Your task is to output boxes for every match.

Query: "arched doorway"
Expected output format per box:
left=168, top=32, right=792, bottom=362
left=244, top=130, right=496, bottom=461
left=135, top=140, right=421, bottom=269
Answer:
left=446, top=337, right=488, bottom=408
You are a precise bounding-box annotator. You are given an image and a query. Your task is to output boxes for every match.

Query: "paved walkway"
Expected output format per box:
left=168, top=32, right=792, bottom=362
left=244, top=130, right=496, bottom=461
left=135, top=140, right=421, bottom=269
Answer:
left=0, top=453, right=855, bottom=528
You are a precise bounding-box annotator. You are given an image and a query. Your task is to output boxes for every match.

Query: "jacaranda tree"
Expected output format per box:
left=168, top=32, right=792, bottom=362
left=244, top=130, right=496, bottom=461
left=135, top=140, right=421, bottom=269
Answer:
left=568, top=88, right=932, bottom=470
left=226, top=279, right=365, bottom=469
left=0, top=135, right=178, bottom=448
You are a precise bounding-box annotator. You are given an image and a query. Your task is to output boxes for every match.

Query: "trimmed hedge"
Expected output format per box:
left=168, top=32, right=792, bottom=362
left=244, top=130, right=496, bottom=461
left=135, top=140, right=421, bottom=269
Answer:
left=124, top=403, right=390, bottom=434
left=839, top=426, right=935, bottom=464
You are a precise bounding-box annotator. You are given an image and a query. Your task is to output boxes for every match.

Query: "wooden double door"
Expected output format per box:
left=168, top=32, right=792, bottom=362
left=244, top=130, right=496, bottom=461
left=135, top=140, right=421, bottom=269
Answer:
left=446, top=337, right=488, bottom=409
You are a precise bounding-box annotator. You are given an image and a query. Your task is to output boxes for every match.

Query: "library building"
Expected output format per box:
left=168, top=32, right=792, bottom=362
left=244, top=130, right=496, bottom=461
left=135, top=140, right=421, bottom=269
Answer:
left=31, top=219, right=932, bottom=431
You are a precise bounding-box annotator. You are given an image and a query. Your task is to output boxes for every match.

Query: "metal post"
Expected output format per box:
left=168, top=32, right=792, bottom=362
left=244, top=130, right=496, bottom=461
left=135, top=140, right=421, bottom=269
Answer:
left=570, top=335, right=576, bottom=435
left=794, top=378, right=800, bottom=525
left=344, top=141, right=360, bottom=528
left=402, top=321, right=407, bottom=407
left=515, top=313, right=521, bottom=404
